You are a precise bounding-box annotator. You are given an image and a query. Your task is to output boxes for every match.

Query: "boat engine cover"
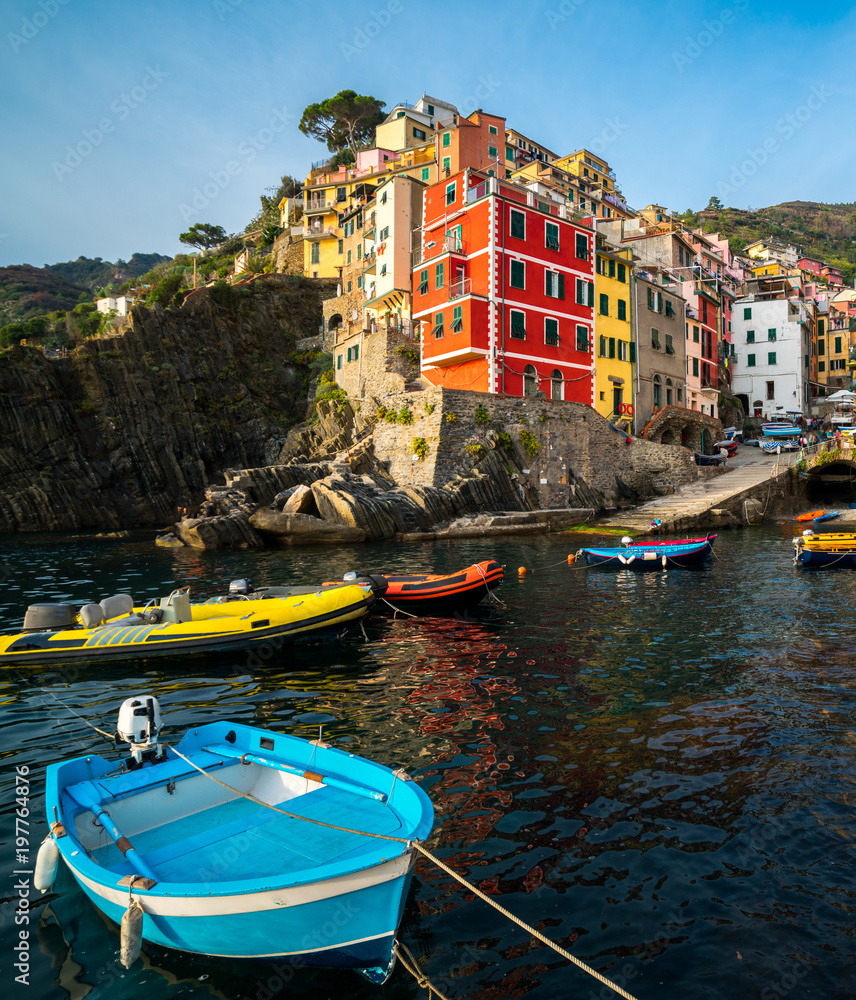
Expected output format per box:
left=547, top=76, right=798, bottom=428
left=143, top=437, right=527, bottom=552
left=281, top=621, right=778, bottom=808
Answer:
left=229, top=578, right=254, bottom=595
left=22, top=604, right=78, bottom=632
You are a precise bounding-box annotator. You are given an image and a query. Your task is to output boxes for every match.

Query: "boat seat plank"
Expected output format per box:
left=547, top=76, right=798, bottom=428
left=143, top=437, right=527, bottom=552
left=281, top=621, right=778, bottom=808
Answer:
left=89, top=786, right=405, bottom=884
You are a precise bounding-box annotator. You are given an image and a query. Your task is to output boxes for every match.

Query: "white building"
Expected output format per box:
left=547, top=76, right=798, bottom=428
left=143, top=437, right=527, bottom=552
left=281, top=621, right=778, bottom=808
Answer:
left=96, top=295, right=135, bottom=316
left=362, top=172, right=424, bottom=333
left=732, top=280, right=813, bottom=418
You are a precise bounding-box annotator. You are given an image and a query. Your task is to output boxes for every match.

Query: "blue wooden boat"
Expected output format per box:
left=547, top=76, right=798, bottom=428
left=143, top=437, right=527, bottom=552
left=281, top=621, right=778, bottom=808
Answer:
left=39, top=697, right=433, bottom=983
left=760, top=438, right=800, bottom=453
left=813, top=511, right=841, bottom=522
left=762, top=422, right=801, bottom=438
left=578, top=534, right=716, bottom=569
left=794, top=544, right=856, bottom=569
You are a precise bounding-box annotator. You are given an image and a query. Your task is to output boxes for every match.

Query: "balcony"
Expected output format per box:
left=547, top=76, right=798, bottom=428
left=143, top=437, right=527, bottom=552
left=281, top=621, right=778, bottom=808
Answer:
left=449, top=277, right=489, bottom=300
left=305, top=224, right=337, bottom=239
left=418, top=237, right=469, bottom=264
left=304, top=201, right=330, bottom=215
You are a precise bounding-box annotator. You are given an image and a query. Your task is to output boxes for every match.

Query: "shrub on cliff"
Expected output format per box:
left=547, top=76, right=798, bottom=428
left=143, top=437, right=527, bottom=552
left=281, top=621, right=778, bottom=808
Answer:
left=146, top=274, right=185, bottom=308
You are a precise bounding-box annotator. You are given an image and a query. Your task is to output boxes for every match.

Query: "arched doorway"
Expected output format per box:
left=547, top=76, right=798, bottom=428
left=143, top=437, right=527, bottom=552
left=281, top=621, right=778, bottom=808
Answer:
left=653, top=375, right=662, bottom=409
left=328, top=314, right=343, bottom=333
left=523, top=365, right=538, bottom=397
left=550, top=369, right=563, bottom=401
left=666, top=378, right=673, bottom=406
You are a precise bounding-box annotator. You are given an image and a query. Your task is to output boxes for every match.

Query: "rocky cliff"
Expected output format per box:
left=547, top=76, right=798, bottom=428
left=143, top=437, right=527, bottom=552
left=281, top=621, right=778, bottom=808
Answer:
left=0, top=275, right=325, bottom=532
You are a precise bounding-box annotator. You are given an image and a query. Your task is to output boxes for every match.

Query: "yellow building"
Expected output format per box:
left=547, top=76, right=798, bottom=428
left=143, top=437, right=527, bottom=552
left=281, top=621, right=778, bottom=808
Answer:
left=749, top=260, right=784, bottom=278
left=593, top=240, right=635, bottom=422
left=550, top=149, right=632, bottom=220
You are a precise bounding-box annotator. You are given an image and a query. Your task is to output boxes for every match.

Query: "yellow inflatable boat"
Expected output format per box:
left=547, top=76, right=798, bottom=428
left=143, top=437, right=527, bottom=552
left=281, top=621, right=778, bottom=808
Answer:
left=0, top=586, right=374, bottom=666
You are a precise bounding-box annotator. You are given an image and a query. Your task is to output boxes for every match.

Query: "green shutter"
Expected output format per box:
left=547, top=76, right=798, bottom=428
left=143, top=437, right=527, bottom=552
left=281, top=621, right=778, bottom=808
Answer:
left=692, top=357, right=699, bottom=376
left=545, top=318, right=558, bottom=346
left=558, top=273, right=564, bottom=299
left=419, top=269, right=429, bottom=294
left=608, top=259, right=615, bottom=278
left=768, top=352, right=776, bottom=365
left=421, top=167, right=430, bottom=181
left=617, top=263, right=626, bottom=282
left=511, top=311, right=526, bottom=338
left=435, top=262, right=444, bottom=288
left=600, top=293, right=609, bottom=316
left=747, top=354, right=755, bottom=366
left=452, top=305, right=462, bottom=332
left=599, top=335, right=607, bottom=357
left=587, top=281, right=594, bottom=307
left=617, top=299, right=626, bottom=321
left=510, top=210, right=525, bottom=239
left=442, top=132, right=451, bottom=147
left=511, top=260, right=525, bottom=288
left=648, top=287, right=654, bottom=309
left=608, top=337, right=616, bottom=359
left=628, top=341, right=636, bottom=363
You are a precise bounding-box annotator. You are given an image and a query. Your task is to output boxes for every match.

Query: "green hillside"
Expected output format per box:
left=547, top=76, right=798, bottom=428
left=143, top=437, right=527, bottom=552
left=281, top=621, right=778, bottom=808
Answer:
left=687, top=200, right=856, bottom=282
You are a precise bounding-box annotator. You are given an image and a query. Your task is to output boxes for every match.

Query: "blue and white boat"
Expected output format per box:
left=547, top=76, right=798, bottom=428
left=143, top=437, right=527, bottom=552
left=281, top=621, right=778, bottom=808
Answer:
left=762, top=422, right=801, bottom=438
left=39, top=697, right=433, bottom=983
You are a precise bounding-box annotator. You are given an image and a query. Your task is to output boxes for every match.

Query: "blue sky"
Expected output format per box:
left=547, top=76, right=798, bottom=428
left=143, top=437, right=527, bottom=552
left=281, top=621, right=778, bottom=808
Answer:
left=1, top=0, right=854, bottom=268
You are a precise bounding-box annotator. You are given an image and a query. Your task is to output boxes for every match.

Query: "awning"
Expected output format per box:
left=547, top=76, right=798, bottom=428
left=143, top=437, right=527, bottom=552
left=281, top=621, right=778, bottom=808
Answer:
left=364, top=287, right=410, bottom=310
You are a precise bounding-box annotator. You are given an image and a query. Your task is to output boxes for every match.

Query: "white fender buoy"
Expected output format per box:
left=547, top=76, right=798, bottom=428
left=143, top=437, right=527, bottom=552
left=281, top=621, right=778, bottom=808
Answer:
left=34, top=837, right=59, bottom=893
left=120, top=898, right=144, bottom=968
left=662, top=555, right=668, bottom=569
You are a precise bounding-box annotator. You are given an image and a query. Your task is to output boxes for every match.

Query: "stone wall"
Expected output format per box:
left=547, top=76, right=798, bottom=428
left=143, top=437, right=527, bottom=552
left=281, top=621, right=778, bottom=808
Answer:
left=642, top=403, right=723, bottom=454
left=272, top=232, right=305, bottom=275
left=333, top=326, right=420, bottom=400
left=370, top=387, right=700, bottom=509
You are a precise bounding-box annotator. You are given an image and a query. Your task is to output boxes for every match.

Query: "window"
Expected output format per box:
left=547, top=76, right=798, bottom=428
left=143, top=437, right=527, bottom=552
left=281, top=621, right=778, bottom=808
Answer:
left=665, top=334, right=675, bottom=355
left=818, top=339, right=825, bottom=355
left=577, top=325, right=589, bottom=352
left=576, top=278, right=586, bottom=304
left=693, top=325, right=700, bottom=343
left=617, top=299, right=627, bottom=321
left=692, top=357, right=699, bottom=376
left=666, top=378, right=673, bottom=406
left=617, top=263, right=626, bottom=282
left=452, top=305, right=463, bottom=332
left=818, top=319, right=826, bottom=336
left=310, top=243, right=320, bottom=264
left=575, top=233, right=588, bottom=259
left=766, top=381, right=775, bottom=400
left=379, top=264, right=386, bottom=276
left=747, top=354, right=756, bottom=366
left=545, top=270, right=565, bottom=298
left=835, top=336, right=843, bottom=354
left=347, top=280, right=352, bottom=292
left=545, top=222, right=559, bottom=251
left=356, top=244, right=362, bottom=260
left=489, top=124, right=498, bottom=135
left=618, top=340, right=628, bottom=362
left=510, top=310, right=526, bottom=339
left=347, top=347, right=352, bottom=362
left=599, top=335, right=607, bottom=357
left=629, top=341, right=636, bottom=363
left=337, top=239, right=343, bottom=254
left=545, top=317, right=559, bottom=346
left=506, top=145, right=514, bottom=161
left=819, top=361, right=826, bottom=372
left=653, top=375, right=661, bottom=409
left=651, top=328, right=660, bottom=349
left=442, top=132, right=451, bottom=147
left=608, top=337, right=616, bottom=359
left=550, top=370, right=563, bottom=401
left=346, top=249, right=352, bottom=265
left=413, top=127, right=426, bottom=141
left=337, top=355, right=342, bottom=369
left=379, top=226, right=389, bottom=241
left=336, top=187, right=346, bottom=202
left=445, top=183, right=456, bottom=205
left=523, top=364, right=538, bottom=396
left=442, top=156, right=451, bottom=171
left=665, top=300, right=674, bottom=317
left=599, top=293, right=609, bottom=316
left=435, top=262, right=444, bottom=289
left=510, top=209, right=525, bottom=240
left=768, top=352, right=776, bottom=365
left=421, top=167, right=430, bottom=181
left=587, top=281, right=594, bottom=306
left=608, top=259, right=615, bottom=278
left=747, top=330, right=755, bottom=343
left=432, top=312, right=444, bottom=338
left=510, top=260, right=525, bottom=289
left=488, top=145, right=498, bottom=159
left=744, top=307, right=752, bottom=319
left=418, top=269, right=428, bottom=294
left=768, top=328, right=777, bottom=341
left=426, top=104, right=435, bottom=116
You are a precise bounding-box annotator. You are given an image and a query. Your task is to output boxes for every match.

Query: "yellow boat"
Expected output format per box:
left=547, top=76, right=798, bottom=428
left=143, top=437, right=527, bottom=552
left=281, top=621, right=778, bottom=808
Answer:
left=798, top=531, right=856, bottom=551
left=0, top=586, right=373, bottom=667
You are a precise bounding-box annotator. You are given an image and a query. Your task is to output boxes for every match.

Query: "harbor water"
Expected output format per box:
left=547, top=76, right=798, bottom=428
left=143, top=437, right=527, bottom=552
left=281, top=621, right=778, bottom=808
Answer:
left=0, top=527, right=853, bottom=1000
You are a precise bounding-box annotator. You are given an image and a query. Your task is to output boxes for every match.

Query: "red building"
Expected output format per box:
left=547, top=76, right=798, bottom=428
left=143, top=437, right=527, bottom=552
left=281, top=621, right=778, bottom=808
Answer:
left=413, top=168, right=595, bottom=402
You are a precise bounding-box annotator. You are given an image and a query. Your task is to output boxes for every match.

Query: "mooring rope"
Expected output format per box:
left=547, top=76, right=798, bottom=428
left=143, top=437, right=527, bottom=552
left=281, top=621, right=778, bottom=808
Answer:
left=40, top=689, right=116, bottom=741
left=45, top=703, right=640, bottom=998
left=393, top=941, right=455, bottom=1000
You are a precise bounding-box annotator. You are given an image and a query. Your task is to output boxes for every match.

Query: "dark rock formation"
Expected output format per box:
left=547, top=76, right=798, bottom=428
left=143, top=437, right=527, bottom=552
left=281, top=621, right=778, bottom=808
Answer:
left=0, top=275, right=326, bottom=533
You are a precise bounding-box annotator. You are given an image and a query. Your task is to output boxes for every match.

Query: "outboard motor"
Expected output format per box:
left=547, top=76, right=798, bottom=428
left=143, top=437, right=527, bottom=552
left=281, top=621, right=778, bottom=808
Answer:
left=117, top=695, right=165, bottom=768
left=343, top=571, right=364, bottom=582
left=228, top=578, right=254, bottom=596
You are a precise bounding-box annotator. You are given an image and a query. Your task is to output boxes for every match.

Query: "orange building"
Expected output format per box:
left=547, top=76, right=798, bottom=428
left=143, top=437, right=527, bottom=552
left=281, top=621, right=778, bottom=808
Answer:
left=413, top=168, right=595, bottom=402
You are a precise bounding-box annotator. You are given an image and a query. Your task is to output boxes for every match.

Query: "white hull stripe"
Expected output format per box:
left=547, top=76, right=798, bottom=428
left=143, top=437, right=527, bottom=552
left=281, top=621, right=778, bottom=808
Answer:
left=160, top=931, right=394, bottom=959
left=68, top=853, right=412, bottom=917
